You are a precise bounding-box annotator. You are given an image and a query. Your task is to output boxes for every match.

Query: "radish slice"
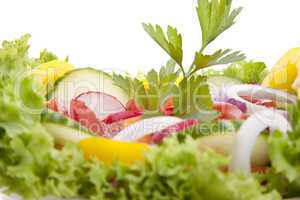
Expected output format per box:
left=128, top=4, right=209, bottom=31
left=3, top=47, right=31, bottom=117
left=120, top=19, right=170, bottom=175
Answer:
left=103, top=111, right=142, bottom=124
left=145, top=119, right=199, bottom=144
left=225, top=84, right=297, bottom=114
left=113, top=116, right=183, bottom=141
left=75, top=91, right=126, bottom=120
left=230, top=109, right=291, bottom=174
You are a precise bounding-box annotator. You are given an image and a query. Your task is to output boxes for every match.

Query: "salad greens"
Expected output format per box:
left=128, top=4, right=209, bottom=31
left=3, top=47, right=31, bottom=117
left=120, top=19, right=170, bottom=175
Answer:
left=204, top=61, right=268, bottom=84
left=0, top=34, right=280, bottom=200
left=113, top=60, right=213, bottom=118
left=176, top=120, right=243, bottom=141
left=264, top=101, right=300, bottom=197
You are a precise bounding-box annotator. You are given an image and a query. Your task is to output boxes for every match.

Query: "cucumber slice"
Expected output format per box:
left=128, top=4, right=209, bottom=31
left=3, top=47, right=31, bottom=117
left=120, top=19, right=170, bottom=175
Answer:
left=48, top=68, right=129, bottom=111
left=41, top=110, right=93, bottom=145
left=207, top=76, right=242, bottom=100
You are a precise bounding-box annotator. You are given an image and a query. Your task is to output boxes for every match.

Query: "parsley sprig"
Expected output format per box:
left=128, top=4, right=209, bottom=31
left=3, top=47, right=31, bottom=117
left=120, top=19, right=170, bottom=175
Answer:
left=143, top=0, right=245, bottom=77
left=113, top=0, right=245, bottom=119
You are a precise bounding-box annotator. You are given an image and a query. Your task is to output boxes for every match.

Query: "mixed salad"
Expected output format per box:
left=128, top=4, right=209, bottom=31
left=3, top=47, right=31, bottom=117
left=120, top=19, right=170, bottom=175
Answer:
left=1, top=0, right=300, bottom=199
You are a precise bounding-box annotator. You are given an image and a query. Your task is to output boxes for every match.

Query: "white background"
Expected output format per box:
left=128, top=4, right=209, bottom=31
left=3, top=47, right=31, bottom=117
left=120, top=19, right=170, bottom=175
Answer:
left=1, top=0, right=300, bottom=74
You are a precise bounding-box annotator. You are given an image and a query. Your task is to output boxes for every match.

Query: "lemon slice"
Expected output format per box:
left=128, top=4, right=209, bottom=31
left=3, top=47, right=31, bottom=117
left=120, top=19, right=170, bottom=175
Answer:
left=33, top=60, right=74, bottom=89
left=262, top=48, right=300, bottom=94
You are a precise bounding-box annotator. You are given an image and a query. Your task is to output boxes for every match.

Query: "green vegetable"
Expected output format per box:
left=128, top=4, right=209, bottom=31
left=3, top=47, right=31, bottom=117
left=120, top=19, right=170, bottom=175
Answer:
left=113, top=60, right=214, bottom=118
left=142, top=25, right=185, bottom=76
left=36, top=49, right=59, bottom=64
left=196, top=134, right=270, bottom=167
left=177, top=120, right=243, bottom=141
left=0, top=35, right=280, bottom=200
left=50, top=67, right=129, bottom=105
left=265, top=101, right=300, bottom=198
left=41, top=110, right=93, bottom=145
left=204, top=61, right=268, bottom=84
left=143, top=0, right=245, bottom=77
left=139, top=0, right=247, bottom=118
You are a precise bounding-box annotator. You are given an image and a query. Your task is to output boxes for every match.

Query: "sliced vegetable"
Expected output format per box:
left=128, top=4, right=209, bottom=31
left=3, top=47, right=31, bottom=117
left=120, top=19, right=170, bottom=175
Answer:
left=70, top=99, right=106, bottom=135
left=49, top=68, right=129, bottom=113
left=41, top=110, right=92, bottom=145
left=126, top=99, right=144, bottom=112
left=75, top=91, right=126, bottom=120
left=241, top=96, right=277, bottom=108
left=207, top=76, right=242, bottom=100
left=101, top=116, right=142, bottom=138
left=230, top=109, right=291, bottom=174
left=33, top=60, right=74, bottom=92
left=80, top=137, right=149, bottom=165
left=213, top=102, right=246, bottom=120
left=138, top=119, right=199, bottom=144
left=226, top=98, right=247, bottom=112
left=47, top=99, right=59, bottom=112
left=113, top=116, right=183, bottom=141
left=262, top=48, right=300, bottom=94
left=226, top=84, right=297, bottom=114
left=197, top=134, right=269, bottom=168
left=103, top=110, right=142, bottom=124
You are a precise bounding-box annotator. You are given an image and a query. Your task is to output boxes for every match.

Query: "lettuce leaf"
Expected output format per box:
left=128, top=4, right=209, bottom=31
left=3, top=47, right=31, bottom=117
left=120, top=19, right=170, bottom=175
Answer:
left=266, top=101, right=300, bottom=198
left=83, top=139, right=280, bottom=200
left=204, top=61, right=268, bottom=84
left=0, top=35, right=280, bottom=200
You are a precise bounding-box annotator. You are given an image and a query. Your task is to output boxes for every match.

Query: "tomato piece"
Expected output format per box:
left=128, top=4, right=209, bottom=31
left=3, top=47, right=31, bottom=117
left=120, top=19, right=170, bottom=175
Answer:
left=47, top=99, right=59, bottom=112
left=241, top=96, right=277, bottom=108
left=70, top=99, right=106, bottom=135
left=103, top=111, right=142, bottom=124
left=160, top=97, right=174, bottom=116
left=126, top=99, right=144, bottom=112
left=259, top=100, right=277, bottom=108
left=138, top=119, right=199, bottom=144
left=213, top=102, right=246, bottom=120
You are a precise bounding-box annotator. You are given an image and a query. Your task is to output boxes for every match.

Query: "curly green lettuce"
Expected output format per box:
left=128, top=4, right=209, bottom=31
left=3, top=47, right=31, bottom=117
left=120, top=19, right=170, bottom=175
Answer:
left=203, top=61, right=268, bottom=84
left=265, top=101, right=300, bottom=198
left=0, top=35, right=280, bottom=200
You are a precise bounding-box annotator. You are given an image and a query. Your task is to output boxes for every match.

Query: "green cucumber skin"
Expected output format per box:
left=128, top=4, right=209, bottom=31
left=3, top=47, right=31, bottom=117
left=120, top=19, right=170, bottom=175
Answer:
left=47, top=67, right=110, bottom=100
left=47, top=67, right=129, bottom=105
left=41, top=109, right=94, bottom=135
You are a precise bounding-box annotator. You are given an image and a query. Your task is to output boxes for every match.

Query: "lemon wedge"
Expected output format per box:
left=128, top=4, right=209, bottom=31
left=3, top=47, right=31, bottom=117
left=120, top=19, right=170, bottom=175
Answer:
left=262, top=48, right=300, bottom=94
left=33, top=60, right=74, bottom=89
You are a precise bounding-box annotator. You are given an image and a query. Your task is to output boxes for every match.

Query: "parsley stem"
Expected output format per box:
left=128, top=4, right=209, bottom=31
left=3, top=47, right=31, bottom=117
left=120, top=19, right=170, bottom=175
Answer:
left=179, top=64, right=186, bottom=78
left=188, top=68, right=198, bottom=77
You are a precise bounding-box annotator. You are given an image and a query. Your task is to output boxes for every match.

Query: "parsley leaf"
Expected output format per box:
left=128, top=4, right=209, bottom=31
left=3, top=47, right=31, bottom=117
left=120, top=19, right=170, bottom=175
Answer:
left=171, top=76, right=213, bottom=116
left=112, top=72, right=136, bottom=98
left=142, top=24, right=185, bottom=76
left=137, top=61, right=179, bottom=111
left=143, top=0, right=244, bottom=78
left=189, top=49, right=245, bottom=75
left=197, top=0, right=242, bottom=50
left=112, top=60, right=179, bottom=111
left=112, top=60, right=213, bottom=117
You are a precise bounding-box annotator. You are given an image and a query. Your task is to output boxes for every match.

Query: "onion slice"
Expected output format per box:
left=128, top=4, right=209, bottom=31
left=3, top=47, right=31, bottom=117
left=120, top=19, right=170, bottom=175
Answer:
left=230, top=109, right=291, bottom=174
left=113, top=116, right=182, bottom=141
left=226, top=84, right=297, bottom=114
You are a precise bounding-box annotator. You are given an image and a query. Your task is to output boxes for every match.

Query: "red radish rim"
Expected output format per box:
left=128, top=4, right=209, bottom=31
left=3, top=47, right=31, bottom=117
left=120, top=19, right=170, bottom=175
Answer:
left=74, top=91, right=126, bottom=110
